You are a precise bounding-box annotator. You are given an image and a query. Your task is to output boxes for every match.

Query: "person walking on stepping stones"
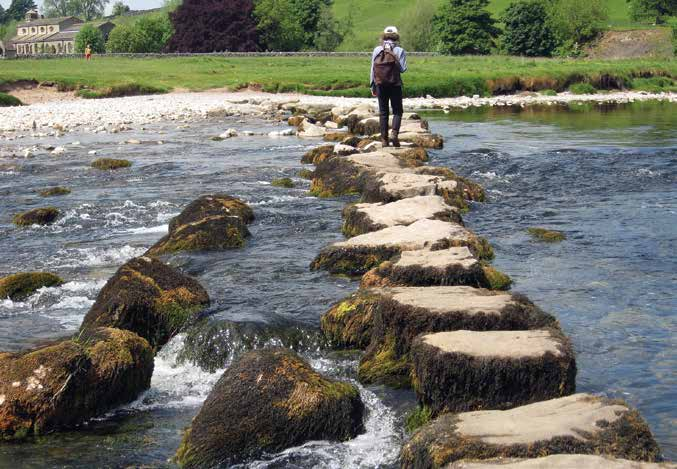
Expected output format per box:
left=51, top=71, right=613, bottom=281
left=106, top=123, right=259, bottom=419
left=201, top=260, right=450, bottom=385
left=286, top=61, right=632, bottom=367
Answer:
left=370, top=26, right=408, bottom=148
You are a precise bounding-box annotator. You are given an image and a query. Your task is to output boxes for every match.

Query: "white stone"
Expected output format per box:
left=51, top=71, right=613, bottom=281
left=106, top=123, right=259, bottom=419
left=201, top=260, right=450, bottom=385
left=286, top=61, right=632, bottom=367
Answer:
left=126, top=139, right=141, bottom=144
left=376, top=172, right=458, bottom=200
left=333, top=143, right=358, bottom=156
left=88, top=150, right=97, bottom=155
left=448, top=455, right=677, bottom=468
left=421, top=330, right=563, bottom=358
left=388, top=285, right=513, bottom=315
left=298, top=119, right=326, bottom=137
left=219, top=128, right=238, bottom=138
left=395, top=246, right=477, bottom=270
left=351, top=195, right=456, bottom=229
left=51, top=146, right=66, bottom=155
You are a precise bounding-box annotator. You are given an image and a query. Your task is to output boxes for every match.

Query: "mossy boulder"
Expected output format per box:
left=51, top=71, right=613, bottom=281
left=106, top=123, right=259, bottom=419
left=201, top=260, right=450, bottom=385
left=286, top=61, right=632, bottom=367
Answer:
left=298, top=168, right=314, bottom=180
left=12, top=207, right=60, bottom=226
left=527, top=227, right=566, bottom=242
left=342, top=196, right=462, bottom=238
left=0, top=272, right=64, bottom=301
left=481, top=264, right=513, bottom=290
left=399, top=393, right=662, bottom=468
left=323, top=131, right=353, bottom=142
left=358, top=286, right=558, bottom=388
left=146, top=194, right=253, bottom=256
left=271, top=177, right=295, bottom=188
left=0, top=327, right=153, bottom=440
left=38, top=187, right=71, bottom=197
left=410, top=329, right=576, bottom=416
left=311, top=219, right=493, bottom=277
left=174, top=348, right=365, bottom=467
left=446, top=455, right=675, bottom=468
left=398, top=132, right=444, bottom=149
left=80, top=256, right=209, bottom=349
left=320, top=290, right=380, bottom=349
left=301, top=144, right=336, bottom=165
left=360, top=247, right=500, bottom=289
left=91, top=158, right=132, bottom=170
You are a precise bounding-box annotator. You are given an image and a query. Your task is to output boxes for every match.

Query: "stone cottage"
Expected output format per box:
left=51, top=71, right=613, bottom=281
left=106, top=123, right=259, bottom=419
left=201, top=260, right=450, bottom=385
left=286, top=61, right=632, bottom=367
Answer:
left=10, top=10, right=114, bottom=56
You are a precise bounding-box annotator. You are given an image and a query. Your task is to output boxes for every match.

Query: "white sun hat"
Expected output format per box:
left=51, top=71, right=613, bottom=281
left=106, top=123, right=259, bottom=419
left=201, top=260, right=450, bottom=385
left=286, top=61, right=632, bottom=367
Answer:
left=384, top=26, right=399, bottom=34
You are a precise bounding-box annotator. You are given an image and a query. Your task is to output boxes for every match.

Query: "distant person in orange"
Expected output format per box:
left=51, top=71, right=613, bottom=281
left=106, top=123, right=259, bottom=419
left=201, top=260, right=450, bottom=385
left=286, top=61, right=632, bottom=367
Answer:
left=85, top=45, right=92, bottom=60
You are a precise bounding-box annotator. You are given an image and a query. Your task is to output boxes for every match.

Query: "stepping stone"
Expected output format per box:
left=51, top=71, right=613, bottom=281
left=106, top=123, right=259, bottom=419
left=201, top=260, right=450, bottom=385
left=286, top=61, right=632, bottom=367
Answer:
left=361, top=171, right=465, bottom=207
left=400, top=393, right=662, bottom=468
left=320, top=289, right=380, bottom=349
left=357, top=286, right=557, bottom=388
left=342, top=196, right=462, bottom=237
left=360, top=247, right=511, bottom=290
left=446, top=455, right=677, bottom=469
left=311, top=219, right=493, bottom=276
left=411, top=330, right=576, bottom=415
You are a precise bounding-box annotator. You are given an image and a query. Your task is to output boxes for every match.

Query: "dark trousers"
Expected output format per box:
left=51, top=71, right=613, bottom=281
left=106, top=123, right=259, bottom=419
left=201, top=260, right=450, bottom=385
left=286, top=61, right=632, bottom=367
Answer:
left=376, top=84, right=403, bottom=137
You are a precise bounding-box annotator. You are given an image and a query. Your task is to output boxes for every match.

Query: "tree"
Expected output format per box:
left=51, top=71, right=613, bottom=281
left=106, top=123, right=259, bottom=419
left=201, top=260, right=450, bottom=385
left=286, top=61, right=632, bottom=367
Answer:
left=106, top=22, right=134, bottom=51
left=501, top=0, right=556, bottom=56
left=312, top=2, right=351, bottom=51
left=166, top=0, right=258, bottom=52
left=0, top=5, right=6, bottom=24
left=108, top=14, right=172, bottom=52
left=6, top=0, right=37, bottom=22
left=548, top=0, right=607, bottom=44
left=111, top=1, right=130, bottom=15
left=628, top=0, right=676, bottom=23
left=433, top=0, right=500, bottom=54
left=70, top=0, right=109, bottom=20
left=398, top=0, right=439, bottom=51
left=75, top=24, right=104, bottom=52
left=43, top=0, right=77, bottom=17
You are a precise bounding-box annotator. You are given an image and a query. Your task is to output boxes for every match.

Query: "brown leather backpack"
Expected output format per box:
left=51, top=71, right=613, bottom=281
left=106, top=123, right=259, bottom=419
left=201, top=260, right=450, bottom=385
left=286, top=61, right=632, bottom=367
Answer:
left=374, top=43, right=401, bottom=86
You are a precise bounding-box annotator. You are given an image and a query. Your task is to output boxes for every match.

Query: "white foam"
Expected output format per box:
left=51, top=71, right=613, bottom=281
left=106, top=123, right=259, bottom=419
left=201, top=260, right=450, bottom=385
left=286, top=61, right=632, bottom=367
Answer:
left=49, top=245, right=146, bottom=268
left=125, top=224, right=168, bottom=235
left=249, top=195, right=304, bottom=206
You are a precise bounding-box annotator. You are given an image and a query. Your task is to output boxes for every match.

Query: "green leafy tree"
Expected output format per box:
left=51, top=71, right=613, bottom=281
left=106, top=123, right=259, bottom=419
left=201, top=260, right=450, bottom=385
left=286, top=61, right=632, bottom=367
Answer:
left=75, top=24, right=104, bottom=52
left=43, top=0, right=77, bottom=17
left=7, top=0, right=37, bottom=21
left=0, top=5, right=6, bottom=24
left=105, top=22, right=134, bottom=51
left=628, top=0, right=676, bottom=23
left=548, top=0, right=607, bottom=44
left=312, top=2, right=351, bottom=50
left=71, top=0, right=109, bottom=20
left=433, top=0, right=500, bottom=55
left=111, top=1, right=130, bottom=15
left=107, top=15, right=172, bottom=52
left=501, top=0, right=556, bottom=56
left=399, top=0, right=439, bottom=51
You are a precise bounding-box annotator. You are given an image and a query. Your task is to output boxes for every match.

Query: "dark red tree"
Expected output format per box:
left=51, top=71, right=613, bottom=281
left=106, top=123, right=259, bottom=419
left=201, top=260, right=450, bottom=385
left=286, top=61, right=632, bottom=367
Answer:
left=166, top=0, right=259, bottom=52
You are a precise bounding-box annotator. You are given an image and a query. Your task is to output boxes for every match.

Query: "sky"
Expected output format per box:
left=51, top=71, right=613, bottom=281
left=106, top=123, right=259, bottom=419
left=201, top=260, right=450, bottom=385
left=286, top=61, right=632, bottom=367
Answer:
left=0, top=0, right=164, bottom=15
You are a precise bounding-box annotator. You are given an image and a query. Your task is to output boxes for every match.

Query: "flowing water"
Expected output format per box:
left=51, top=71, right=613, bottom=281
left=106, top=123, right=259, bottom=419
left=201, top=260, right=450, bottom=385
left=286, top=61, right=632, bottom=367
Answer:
left=0, top=101, right=675, bottom=467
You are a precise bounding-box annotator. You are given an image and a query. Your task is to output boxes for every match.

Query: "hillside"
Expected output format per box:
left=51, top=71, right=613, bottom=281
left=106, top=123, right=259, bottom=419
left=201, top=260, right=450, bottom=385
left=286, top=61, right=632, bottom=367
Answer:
left=334, top=0, right=650, bottom=51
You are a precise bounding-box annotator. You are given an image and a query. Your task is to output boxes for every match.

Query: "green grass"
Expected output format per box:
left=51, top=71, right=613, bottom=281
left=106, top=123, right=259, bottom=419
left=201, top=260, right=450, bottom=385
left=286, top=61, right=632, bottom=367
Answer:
left=0, top=56, right=674, bottom=98
left=333, top=0, right=648, bottom=51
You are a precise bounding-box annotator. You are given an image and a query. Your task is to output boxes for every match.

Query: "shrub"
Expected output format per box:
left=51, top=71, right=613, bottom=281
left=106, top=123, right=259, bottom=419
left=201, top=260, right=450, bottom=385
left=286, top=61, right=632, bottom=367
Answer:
left=0, top=92, right=22, bottom=107
left=548, top=0, right=608, bottom=45
left=76, top=83, right=167, bottom=98
left=166, top=0, right=259, bottom=52
left=399, top=0, right=439, bottom=51
left=75, top=24, right=105, bottom=53
left=107, top=14, right=172, bottom=52
left=569, top=83, right=597, bottom=94
left=501, top=0, right=557, bottom=56
left=433, top=0, right=500, bottom=55
left=629, top=76, right=676, bottom=92
left=628, top=0, right=676, bottom=24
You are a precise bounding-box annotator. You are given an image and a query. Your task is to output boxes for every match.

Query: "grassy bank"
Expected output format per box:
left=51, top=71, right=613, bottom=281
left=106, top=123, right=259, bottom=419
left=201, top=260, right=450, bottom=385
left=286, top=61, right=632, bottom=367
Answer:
left=0, top=56, right=675, bottom=98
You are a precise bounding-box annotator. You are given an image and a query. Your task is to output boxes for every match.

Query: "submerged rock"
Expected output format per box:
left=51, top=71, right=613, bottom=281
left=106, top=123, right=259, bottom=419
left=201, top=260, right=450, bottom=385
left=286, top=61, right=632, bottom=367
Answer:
left=400, top=393, right=662, bottom=468
left=358, top=286, right=557, bottom=388
left=0, top=272, right=64, bottom=301
left=91, top=158, right=132, bottom=170
left=38, top=186, right=70, bottom=197
left=411, top=329, right=576, bottom=415
left=80, top=256, right=209, bottom=349
left=12, top=207, right=60, bottom=226
left=146, top=194, right=253, bottom=256
left=446, top=454, right=676, bottom=468
left=271, top=177, right=295, bottom=188
left=0, top=327, right=153, bottom=440
left=174, top=348, right=364, bottom=467
left=342, top=196, right=462, bottom=237
left=527, top=227, right=567, bottom=242
left=311, top=219, right=493, bottom=277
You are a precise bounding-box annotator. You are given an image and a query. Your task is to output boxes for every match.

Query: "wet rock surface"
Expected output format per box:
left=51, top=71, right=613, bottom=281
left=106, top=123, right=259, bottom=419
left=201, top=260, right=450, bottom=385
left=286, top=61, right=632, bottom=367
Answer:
left=174, top=348, right=364, bottom=468
left=0, top=272, right=64, bottom=301
left=12, top=207, right=60, bottom=226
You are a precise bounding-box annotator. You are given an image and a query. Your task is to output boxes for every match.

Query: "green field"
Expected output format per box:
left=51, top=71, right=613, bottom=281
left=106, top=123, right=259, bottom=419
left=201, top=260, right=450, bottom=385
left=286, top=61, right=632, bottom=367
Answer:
left=0, top=55, right=675, bottom=98
left=334, top=0, right=649, bottom=51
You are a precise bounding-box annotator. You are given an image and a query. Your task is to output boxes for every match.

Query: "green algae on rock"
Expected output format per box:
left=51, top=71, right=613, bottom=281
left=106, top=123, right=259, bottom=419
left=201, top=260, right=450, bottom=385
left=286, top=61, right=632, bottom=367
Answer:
left=0, top=327, right=153, bottom=440
left=358, top=286, right=558, bottom=388
left=271, top=177, right=295, bottom=188
left=410, top=329, right=576, bottom=416
left=301, top=144, right=335, bottom=165
left=0, top=272, right=64, bottom=301
left=298, top=168, right=314, bottom=180
left=146, top=194, right=254, bottom=256
left=399, top=393, right=662, bottom=469
left=12, top=207, right=60, bottom=226
left=320, top=290, right=380, bottom=349
left=174, top=348, right=364, bottom=468
left=38, top=186, right=71, bottom=197
left=80, top=256, right=209, bottom=350
left=91, top=158, right=132, bottom=170
left=527, top=227, right=567, bottom=242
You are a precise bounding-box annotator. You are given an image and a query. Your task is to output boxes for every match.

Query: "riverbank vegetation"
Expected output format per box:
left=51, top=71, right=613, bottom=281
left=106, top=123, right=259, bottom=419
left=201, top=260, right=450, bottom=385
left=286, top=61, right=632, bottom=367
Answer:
left=0, top=55, right=675, bottom=98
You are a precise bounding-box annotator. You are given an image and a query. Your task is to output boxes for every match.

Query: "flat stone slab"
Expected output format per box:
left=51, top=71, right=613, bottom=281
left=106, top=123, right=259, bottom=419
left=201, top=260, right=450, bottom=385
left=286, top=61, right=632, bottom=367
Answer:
left=342, top=196, right=461, bottom=237
left=446, top=455, right=677, bottom=469
left=400, top=393, right=662, bottom=468
left=411, top=330, right=576, bottom=415
left=357, top=286, right=557, bottom=388
left=311, top=219, right=493, bottom=276
left=362, top=171, right=462, bottom=206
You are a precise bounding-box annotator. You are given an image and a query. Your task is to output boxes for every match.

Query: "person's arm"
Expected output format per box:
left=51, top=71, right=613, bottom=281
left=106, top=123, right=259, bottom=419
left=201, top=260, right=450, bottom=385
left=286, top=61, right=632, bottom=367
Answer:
left=398, top=48, right=408, bottom=73
left=370, top=47, right=380, bottom=95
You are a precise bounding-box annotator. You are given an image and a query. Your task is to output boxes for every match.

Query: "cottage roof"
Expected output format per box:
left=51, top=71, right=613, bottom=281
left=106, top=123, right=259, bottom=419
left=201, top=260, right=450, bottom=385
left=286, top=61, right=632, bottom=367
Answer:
left=18, top=16, right=82, bottom=28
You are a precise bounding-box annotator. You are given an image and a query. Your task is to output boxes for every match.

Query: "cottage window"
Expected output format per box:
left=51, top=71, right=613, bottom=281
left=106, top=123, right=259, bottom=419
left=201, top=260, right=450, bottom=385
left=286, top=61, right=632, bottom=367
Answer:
left=49, top=26, right=54, bottom=32
left=40, top=27, right=45, bottom=33
left=31, top=27, right=36, bottom=34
